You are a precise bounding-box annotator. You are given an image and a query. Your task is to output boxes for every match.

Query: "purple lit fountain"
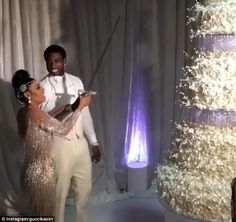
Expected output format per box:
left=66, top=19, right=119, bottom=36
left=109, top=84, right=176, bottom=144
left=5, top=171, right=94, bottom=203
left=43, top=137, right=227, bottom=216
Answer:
left=124, top=62, right=148, bottom=193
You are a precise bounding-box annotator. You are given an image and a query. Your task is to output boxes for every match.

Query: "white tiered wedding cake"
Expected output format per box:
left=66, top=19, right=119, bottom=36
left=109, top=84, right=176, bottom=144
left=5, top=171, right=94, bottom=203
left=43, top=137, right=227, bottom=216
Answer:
left=156, top=0, right=236, bottom=221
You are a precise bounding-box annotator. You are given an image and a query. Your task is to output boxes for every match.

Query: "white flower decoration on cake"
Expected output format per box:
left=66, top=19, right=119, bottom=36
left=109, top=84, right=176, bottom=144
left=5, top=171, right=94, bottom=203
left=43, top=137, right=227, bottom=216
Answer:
left=156, top=122, right=236, bottom=221
left=179, top=50, right=236, bottom=110
left=189, top=0, right=236, bottom=36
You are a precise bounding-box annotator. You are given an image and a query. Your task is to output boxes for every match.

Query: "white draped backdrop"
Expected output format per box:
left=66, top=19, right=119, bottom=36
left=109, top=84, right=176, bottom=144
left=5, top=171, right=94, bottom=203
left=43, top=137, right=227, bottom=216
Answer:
left=0, top=0, right=194, bottom=215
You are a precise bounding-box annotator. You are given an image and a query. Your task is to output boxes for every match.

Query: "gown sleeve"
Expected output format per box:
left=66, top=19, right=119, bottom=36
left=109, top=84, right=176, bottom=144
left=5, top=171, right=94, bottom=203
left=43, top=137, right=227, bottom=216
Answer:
left=37, top=109, right=80, bottom=137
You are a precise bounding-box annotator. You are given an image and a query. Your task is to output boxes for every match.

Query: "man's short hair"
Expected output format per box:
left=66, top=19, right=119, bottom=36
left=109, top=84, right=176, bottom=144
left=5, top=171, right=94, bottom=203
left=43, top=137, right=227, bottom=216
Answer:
left=43, top=44, right=66, bottom=61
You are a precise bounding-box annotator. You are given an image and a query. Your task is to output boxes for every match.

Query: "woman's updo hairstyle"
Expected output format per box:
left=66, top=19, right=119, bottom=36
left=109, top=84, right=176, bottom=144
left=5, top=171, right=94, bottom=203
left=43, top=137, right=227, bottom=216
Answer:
left=12, top=69, right=34, bottom=102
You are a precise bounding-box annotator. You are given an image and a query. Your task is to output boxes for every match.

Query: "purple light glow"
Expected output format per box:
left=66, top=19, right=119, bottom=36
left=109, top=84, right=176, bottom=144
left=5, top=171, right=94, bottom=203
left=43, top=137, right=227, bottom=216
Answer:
left=126, top=109, right=148, bottom=163
left=124, top=70, right=148, bottom=164
left=127, top=162, right=147, bottom=169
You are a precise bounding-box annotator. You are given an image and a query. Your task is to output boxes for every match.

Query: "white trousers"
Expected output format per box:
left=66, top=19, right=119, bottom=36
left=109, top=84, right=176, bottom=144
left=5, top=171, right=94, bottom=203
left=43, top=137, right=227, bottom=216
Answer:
left=53, top=133, right=92, bottom=222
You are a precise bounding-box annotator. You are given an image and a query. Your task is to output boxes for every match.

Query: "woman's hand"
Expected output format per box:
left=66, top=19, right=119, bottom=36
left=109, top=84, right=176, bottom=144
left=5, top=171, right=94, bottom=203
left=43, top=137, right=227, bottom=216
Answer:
left=78, top=94, right=92, bottom=111
left=71, top=92, right=93, bottom=112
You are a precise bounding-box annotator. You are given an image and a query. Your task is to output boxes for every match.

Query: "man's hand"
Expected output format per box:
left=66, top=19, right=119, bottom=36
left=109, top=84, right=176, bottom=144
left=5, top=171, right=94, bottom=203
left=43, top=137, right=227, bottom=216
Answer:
left=91, top=145, right=101, bottom=163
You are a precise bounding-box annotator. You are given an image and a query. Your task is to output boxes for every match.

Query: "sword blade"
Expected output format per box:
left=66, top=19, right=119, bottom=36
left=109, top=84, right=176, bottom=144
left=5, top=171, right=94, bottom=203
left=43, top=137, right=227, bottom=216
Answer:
left=87, top=16, right=121, bottom=90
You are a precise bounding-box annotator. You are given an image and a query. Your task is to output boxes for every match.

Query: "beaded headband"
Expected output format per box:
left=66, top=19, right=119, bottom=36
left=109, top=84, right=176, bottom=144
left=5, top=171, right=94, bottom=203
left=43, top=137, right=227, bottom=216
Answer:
left=16, top=80, right=34, bottom=99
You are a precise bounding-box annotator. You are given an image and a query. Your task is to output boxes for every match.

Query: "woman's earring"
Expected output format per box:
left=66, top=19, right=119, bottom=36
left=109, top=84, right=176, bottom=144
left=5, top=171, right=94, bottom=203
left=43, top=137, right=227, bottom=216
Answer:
left=28, top=96, right=31, bottom=104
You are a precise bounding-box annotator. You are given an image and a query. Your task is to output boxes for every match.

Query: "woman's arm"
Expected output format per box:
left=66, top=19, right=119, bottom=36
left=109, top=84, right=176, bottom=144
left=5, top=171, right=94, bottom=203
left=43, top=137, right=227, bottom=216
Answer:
left=49, top=104, right=73, bottom=121
left=29, top=95, right=92, bottom=136
left=48, top=95, right=81, bottom=121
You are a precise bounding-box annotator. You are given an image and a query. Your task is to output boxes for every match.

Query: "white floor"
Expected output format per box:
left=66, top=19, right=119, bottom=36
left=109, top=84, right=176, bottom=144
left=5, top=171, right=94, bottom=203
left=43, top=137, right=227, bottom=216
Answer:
left=65, top=198, right=165, bottom=222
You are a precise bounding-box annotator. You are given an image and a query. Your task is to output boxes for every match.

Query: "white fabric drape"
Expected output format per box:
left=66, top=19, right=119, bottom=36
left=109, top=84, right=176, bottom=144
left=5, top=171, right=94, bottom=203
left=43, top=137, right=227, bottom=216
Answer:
left=0, top=0, right=61, bottom=214
left=0, top=0, right=193, bottom=215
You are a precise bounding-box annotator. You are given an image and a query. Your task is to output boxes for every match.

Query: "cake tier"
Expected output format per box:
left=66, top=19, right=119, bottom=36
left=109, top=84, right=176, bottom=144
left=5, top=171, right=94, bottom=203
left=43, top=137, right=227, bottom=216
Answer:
left=157, top=165, right=231, bottom=222
left=179, top=51, right=236, bottom=110
left=197, top=34, right=236, bottom=52
left=189, top=0, right=236, bottom=37
left=156, top=122, right=236, bottom=221
left=165, top=206, right=208, bottom=222
left=180, top=107, right=236, bottom=127
left=169, top=122, right=236, bottom=179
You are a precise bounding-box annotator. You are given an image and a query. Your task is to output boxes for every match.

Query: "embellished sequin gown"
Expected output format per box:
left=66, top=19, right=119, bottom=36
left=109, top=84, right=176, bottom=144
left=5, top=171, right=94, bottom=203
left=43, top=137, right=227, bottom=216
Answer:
left=21, top=114, right=74, bottom=216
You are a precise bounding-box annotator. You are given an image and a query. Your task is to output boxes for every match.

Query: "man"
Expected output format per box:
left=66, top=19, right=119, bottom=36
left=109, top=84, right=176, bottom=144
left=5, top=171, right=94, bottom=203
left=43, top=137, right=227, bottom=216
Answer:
left=40, top=44, right=101, bottom=222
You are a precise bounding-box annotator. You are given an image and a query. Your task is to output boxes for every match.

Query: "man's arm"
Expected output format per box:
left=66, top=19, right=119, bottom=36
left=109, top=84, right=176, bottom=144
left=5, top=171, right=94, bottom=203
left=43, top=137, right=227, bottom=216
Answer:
left=72, top=74, right=102, bottom=162
left=82, top=107, right=98, bottom=145
left=82, top=107, right=101, bottom=162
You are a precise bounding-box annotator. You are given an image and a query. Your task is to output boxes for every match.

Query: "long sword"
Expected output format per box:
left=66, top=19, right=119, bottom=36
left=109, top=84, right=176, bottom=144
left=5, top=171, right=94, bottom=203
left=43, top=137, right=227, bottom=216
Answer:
left=81, top=16, right=121, bottom=95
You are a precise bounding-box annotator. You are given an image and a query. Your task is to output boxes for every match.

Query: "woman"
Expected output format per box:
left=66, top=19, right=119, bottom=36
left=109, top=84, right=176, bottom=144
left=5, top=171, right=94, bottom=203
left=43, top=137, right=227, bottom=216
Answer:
left=12, top=69, right=91, bottom=216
